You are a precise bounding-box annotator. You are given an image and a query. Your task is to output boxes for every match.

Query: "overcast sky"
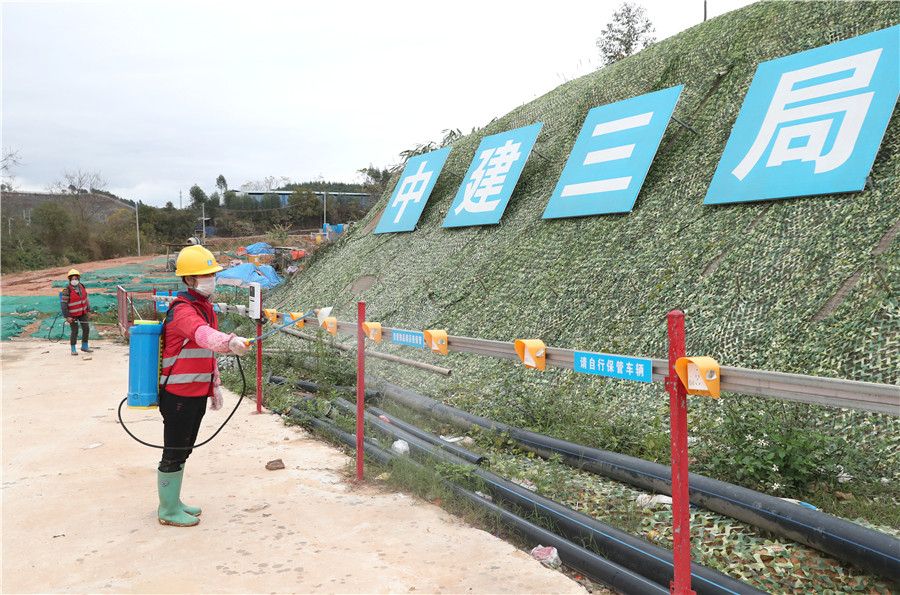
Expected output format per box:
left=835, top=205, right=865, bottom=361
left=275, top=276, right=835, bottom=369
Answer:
left=2, top=0, right=756, bottom=207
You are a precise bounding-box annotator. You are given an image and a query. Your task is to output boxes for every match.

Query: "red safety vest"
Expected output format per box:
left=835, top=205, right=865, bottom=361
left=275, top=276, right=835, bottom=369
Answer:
left=159, top=292, right=217, bottom=397
left=65, top=284, right=89, bottom=317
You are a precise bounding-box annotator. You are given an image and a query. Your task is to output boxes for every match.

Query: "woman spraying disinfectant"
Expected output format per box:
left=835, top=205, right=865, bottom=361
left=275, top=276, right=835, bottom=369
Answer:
left=60, top=269, right=92, bottom=355
left=155, top=245, right=251, bottom=527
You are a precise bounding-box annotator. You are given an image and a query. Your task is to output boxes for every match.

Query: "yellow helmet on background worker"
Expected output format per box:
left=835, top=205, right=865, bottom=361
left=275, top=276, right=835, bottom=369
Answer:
left=67, top=269, right=81, bottom=278
left=175, top=245, right=223, bottom=276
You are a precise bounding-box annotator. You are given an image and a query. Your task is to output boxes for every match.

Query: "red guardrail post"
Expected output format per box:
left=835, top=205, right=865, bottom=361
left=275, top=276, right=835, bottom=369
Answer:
left=666, top=310, right=695, bottom=595
left=356, top=301, right=366, bottom=482
left=256, top=321, right=263, bottom=414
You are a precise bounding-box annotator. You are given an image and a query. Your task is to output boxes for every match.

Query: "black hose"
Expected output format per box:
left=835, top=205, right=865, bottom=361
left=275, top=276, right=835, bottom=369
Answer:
left=117, top=356, right=248, bottom=450
left=370, top=378, right=900, bottom=582
left=287, top=408, right=671, bottom=595
left=329, top=397, right=487, bottom=465
left=317, top=398, right=761, bottom=595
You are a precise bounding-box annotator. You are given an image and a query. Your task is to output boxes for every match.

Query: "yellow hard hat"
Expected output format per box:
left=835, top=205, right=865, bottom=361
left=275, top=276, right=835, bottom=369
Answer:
left=67, top=269, right=81, bottom=278
left=175, top=245, right=223, bottom=276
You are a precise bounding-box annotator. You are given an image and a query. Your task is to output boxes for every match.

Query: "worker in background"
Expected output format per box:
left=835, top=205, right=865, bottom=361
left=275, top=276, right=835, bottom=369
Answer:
left=156, top=245, right=250, bottom=527
left=60, top=269, right=91, bottom=355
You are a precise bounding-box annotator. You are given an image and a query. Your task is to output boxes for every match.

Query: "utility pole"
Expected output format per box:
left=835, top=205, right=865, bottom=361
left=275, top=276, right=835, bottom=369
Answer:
left=704, top=0, right=707, bottom=21
left=179, top=190, right=182, bottom=209
left=202, top=203, right=207, bottom=245
left=322, top=192, right=327, bottom=230
left=135, top=202, right=141, bottom=256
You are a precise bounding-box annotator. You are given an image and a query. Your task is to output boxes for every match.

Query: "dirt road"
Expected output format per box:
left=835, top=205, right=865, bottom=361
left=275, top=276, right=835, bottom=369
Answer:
left=1, top=339, right=588, bottom=594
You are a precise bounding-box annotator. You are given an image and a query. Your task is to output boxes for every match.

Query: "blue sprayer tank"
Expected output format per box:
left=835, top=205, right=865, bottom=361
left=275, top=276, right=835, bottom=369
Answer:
left=127, top=321, right=163, bottom=409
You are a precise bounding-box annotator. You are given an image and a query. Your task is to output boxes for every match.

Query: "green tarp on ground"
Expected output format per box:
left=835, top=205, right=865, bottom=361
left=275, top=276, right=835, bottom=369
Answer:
left=1, top=294, right=118, bottom=315
left=1, top=315, right=32, bottom=340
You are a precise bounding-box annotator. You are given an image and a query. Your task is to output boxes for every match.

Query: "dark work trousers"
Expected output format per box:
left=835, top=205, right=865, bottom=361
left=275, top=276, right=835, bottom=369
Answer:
left=158, top=388, right=208, bottom=472
left=69, top=313, right=90, bottom=346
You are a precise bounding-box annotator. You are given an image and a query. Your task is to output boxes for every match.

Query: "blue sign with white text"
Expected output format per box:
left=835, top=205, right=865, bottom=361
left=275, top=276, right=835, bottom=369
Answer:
left=390, top=329, right=425, bottom=348
left=705, top=25, right=900, bottom=205
left=442, top=123, right=543, bottom=228
left=544, top=86, right=683, bottom=218
left=574, top=351, right=653, bottom=383
left=375, top=147, right=452, bottom=233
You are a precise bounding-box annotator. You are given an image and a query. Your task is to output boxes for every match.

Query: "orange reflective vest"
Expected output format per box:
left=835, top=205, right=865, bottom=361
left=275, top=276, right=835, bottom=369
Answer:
left=159, top=292, right=216, bottom=397
left=62, top=284, right=89, bottom=317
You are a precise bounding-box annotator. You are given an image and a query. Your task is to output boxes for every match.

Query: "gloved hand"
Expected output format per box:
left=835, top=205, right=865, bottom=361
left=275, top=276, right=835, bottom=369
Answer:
left=229, top=336, right=250, bottom=356
left=210, top=385, right=223, bottom=411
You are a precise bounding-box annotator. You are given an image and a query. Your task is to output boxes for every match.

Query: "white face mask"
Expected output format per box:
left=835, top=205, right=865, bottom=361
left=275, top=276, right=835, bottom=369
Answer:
left=194, top=276, right=216, bottom=296
left=70, top=279, right=80, bottom=287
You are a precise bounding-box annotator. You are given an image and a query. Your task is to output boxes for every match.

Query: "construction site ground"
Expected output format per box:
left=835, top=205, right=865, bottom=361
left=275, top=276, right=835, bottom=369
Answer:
left=1, top=256, right=590, bottom=594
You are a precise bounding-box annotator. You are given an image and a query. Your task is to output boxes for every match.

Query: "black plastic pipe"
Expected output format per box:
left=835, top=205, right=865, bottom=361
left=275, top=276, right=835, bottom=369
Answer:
left=369, top=378, right=900, bottom=582
left=318, top=398, right=762, bottom=595
left=331, top=398, right=486, bottom=465
left=268, top=374, right=380, bottom=401
left=287, top=407, right=671, bottom=594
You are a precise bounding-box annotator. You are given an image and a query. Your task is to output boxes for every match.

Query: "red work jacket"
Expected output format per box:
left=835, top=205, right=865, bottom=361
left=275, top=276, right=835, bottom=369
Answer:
left=61, top=284, right=90, bottom=317
left=159, top=290, right=217, bottom=397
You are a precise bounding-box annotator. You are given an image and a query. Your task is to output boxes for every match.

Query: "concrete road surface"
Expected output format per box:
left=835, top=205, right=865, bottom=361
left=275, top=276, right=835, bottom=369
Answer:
left=1, top=339, right=589, bottom=594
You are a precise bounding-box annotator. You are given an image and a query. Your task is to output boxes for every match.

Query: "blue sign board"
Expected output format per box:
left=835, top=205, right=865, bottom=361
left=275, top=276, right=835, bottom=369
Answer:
left=544, top=86, right=684, bottom=218
left=442, top=123, right=543, bottom=228
left=390, top=329, right=425, bottom=348
left=574, top=351, right=653, bottom=383
left=155, top=292, right=170, bottom=312
left=375, top=147, right=452, bottom=234
left=705, top=25, right=900, bottom=205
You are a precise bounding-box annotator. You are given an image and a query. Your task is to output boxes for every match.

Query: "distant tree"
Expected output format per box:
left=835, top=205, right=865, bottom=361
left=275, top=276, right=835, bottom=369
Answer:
left=259, top=193, right=282, bottom=210
left=596, top=2, right=656, bottom=67
left=288, top=189, right=322, bottom=227
left=207, top=192, right=220, bottom=219
left=31, top=202, right=72, bottom=256
left=357, top=164, right=392, bottom=200
left=48, top=168, right=107, bottom=195
left=1, top=147, right=22, bottom=191
left=189, top=184, right=208, bottom=209
left=216, top=174, right=228, bottom=194
left=47, top=169, right=109, bottom=223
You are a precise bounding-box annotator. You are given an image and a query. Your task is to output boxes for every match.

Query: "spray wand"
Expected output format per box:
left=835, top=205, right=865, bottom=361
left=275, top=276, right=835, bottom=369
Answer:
left=244, top=307, right=332, bottom=346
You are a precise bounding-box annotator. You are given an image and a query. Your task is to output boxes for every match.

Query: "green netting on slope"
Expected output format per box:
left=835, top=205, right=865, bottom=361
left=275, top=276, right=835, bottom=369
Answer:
left=0, top=293, right=119, bottom=315
left=1, top=316, right=32, bottom=340
left=28, top=316, right=100, bottom=340
left=275, top=0, right=900, bottom=407
left=51, top=276, right=180, bottom=289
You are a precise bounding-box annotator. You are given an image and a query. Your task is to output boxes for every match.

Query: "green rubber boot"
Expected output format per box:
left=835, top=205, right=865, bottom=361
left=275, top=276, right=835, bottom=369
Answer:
left=157, top=469, right=200, bottom=527
left=178, top=465, right=201, bottom=517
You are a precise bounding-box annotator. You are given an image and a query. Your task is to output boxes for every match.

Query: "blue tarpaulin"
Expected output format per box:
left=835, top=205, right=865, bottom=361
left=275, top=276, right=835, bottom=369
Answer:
left=216, top=263, right=282, bottom=289
left=245, top=242, right=275, bottom=255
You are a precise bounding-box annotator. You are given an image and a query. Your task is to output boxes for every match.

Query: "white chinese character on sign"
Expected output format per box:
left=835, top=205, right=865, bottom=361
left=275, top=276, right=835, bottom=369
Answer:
left=636, top=363, right=645, bottom=377
left=579, top=356, right=588, bottom=369
left=732, top=49, right=882, bottom=181
left=626, top=362, right=634, bottom=376
left=454, top=140, right=522, bottom=215
left=391, top=162, right=434, bottom=223
left=606, top=360, right=614, bottom=373
left=588, top=358, right=595, bottom=371
left=616, top=361, right=624, bottom=375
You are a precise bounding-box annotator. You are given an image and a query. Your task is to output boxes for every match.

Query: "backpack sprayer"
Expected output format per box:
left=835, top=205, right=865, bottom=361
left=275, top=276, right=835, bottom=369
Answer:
left=116, top=304, right=332, bottom=450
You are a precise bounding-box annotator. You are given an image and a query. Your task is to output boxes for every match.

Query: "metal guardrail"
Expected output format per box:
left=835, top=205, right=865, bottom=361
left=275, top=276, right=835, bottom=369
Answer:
left=143, top=295, right=900, bottom=415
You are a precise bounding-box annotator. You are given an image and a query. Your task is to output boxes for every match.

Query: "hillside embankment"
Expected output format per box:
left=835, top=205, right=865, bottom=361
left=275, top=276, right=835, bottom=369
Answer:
left=276, top=1, right=900, bottom=400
